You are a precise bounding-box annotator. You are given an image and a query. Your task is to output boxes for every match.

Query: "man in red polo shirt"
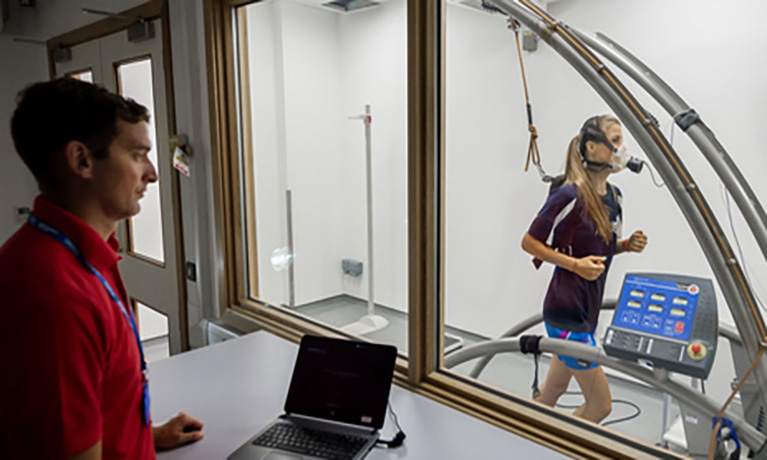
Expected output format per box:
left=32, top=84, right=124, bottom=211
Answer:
left=0, top=78, right=203, bottom=459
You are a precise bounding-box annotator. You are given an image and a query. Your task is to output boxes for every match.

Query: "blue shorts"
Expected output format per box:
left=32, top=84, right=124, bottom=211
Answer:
left=545, top=323, right=599, bottom=370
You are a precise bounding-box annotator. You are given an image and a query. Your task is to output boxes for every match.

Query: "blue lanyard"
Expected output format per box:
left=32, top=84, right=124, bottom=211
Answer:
left=27, top=214, right=147, bottom=376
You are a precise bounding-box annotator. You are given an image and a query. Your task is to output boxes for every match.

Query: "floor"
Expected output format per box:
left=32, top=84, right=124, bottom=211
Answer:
left=293, top=294, right=688, bottom=453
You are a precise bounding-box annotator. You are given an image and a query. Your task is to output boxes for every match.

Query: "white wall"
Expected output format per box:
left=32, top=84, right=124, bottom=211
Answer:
left=443, top=0, right=767, bottom=402
left=248, top=0, right=408, bottom=310
left=282, top=1, right=347, bottom=306
left=248, top=1, right=348, bottom=306
left=0, top=0, right=148, bottom=243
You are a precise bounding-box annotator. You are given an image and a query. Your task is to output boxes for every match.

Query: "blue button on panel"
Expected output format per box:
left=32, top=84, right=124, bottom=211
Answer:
left=614, top=275, right=699, bottom=340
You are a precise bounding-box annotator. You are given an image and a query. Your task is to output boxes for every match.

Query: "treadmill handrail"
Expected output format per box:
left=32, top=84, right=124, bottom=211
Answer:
left=444, top=337, right=766, bottom=451
left=467, top=301, right=741, bottom=379
left=466, top=300, right=615, bottom=379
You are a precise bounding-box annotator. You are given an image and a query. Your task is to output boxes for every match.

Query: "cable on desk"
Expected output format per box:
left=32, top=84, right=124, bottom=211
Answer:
left=376, top=401, right=406, bottom=448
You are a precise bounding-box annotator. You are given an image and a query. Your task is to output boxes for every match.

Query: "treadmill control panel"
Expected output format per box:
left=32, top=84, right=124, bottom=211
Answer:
left=603, top=273, right=717, bottom=378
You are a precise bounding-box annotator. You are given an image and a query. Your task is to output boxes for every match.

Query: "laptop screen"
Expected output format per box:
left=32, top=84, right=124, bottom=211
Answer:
left=284, top=335, right=397, bottom=430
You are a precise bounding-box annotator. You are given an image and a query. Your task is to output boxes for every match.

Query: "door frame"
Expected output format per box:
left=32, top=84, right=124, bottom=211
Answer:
left=46, top=0, right=189, bottom=352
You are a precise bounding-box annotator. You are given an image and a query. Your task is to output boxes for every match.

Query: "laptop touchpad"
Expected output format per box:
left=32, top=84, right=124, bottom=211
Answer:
left=265, top=453, right=303, bottom=460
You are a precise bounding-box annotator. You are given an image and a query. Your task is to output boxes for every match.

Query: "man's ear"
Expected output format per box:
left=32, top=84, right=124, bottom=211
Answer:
left=63, top=140, right=95, bottom=179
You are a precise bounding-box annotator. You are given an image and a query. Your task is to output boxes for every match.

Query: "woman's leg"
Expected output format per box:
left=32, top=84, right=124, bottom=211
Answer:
left=534, top=355, right=573, bottom=407
left=571, top=366, right=612, bottom=423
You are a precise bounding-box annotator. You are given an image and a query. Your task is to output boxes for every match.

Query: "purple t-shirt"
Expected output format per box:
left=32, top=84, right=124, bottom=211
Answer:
left=528, top=183, right=622, bottom=333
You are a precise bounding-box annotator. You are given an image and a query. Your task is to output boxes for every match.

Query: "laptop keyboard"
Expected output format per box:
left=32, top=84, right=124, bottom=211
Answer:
left=252, top=422, right=370, bottom=460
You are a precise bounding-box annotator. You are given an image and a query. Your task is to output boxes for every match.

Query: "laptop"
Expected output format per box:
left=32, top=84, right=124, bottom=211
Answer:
left=228, top=335, right=398, bottom=460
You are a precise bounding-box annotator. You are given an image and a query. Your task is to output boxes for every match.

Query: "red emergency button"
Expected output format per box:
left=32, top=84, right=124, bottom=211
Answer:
left=687, top=342, right=707, bottom=360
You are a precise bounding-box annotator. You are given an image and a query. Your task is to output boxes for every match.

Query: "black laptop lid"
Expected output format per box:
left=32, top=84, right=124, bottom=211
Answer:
left=284, top=335, right=397, bottom=430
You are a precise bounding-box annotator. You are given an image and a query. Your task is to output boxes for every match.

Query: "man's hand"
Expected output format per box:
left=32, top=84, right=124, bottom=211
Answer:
left=153, top=412, right=204, bottom=451
left=573, top=255, right=606, bottom=281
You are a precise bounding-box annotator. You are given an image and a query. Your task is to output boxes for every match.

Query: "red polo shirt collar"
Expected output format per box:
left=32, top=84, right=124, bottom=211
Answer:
left=32, top=196, right=121, bottom=270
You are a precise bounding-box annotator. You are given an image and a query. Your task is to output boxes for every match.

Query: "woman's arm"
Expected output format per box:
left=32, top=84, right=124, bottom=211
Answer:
left=521, top=233, right=606, bottom=281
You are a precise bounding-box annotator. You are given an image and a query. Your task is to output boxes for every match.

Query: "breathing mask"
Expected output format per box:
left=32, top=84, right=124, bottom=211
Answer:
left=580, top=116, right=644, bottom=174
left=610, top=143, right=644, bottom=174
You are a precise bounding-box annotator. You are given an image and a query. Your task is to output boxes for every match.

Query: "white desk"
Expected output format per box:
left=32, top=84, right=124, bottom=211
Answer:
left=150, top=331, right=567, bottom=459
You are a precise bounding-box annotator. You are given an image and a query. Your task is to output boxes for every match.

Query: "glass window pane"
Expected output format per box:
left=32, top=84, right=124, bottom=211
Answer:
left=135, top=300, right=169, bottom=361
left=116, top=58, right=165, bottom=264
left=441, top=1, right=766, bottom=456
left=68, top=69, right=93, bottom=82
left=236, top=0, right=409, bottom=354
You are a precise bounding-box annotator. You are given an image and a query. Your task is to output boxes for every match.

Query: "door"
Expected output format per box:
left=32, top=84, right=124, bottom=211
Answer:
left=54, top=18, right=184, bottom=357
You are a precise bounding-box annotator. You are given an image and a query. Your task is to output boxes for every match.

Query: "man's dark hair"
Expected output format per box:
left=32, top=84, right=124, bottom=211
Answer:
left=11, top=77, right=150, bottom=187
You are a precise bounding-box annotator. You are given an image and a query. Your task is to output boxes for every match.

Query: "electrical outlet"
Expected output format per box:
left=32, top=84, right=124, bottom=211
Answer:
left=13, top=206, right=31, bottom=224
left=342, top=259, right=363, bottom=277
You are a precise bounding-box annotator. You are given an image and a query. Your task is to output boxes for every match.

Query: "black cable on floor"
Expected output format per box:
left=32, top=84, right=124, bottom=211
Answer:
left=602, top=399, right=642, bottom=427
left=554, top=391, right=642, bottom=426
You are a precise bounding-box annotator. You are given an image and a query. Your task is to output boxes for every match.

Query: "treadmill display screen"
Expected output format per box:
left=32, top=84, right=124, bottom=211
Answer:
left=613, top=275, right=699, bottom=341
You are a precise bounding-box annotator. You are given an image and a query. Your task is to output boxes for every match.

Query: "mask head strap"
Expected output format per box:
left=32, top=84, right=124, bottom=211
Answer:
left=579, top=116, right=616, bottom=171
left=580, top=116, right=617, bottom=154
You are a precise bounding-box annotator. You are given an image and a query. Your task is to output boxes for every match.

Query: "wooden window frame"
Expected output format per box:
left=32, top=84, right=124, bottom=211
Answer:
left=203, top=0, right=683, bottom=458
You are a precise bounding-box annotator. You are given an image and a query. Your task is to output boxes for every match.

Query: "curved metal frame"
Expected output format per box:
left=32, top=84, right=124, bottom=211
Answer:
left=444, top=337, right=765, bottom=450
left=568, top=28, right=767, bottom=264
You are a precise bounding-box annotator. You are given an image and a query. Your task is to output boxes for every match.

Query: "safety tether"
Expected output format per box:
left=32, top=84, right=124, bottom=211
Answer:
left=508, top=17, right=551, bottom=182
